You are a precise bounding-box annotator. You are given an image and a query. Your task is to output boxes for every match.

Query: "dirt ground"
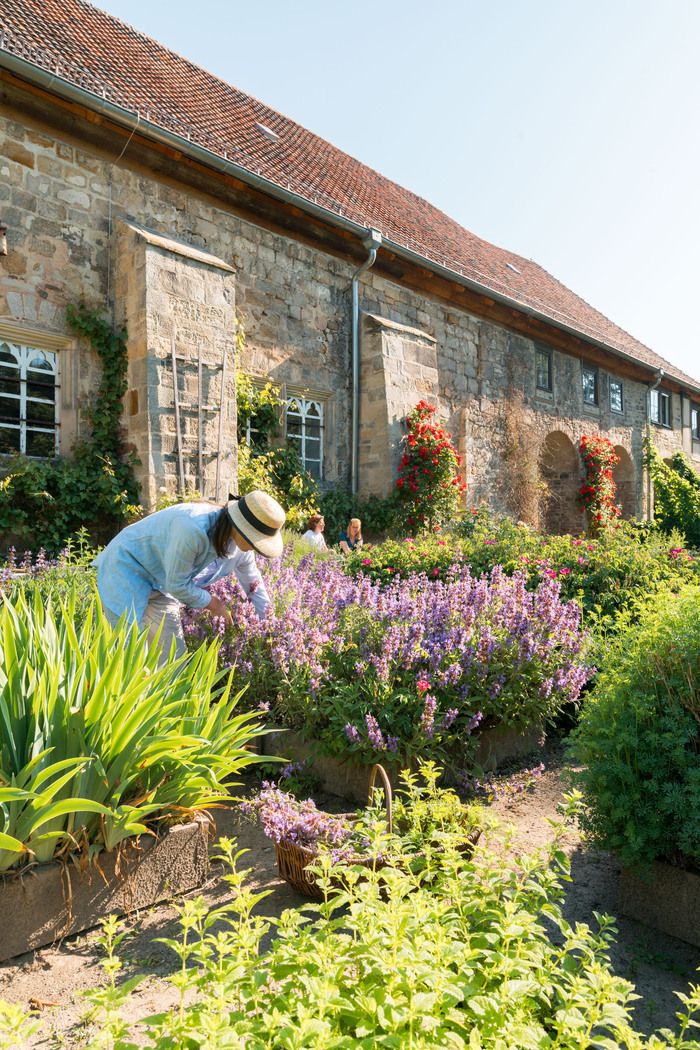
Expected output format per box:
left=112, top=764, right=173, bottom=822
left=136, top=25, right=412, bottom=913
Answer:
left=2, top=741, right=699, bottom=1048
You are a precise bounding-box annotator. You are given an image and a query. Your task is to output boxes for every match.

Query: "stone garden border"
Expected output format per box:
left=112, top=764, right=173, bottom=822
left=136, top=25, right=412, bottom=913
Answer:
left=263, top=725, right=544, bottom=804
left=619, top=861, right=700, bottom=948
left=0, top=816, right=210, bottom=962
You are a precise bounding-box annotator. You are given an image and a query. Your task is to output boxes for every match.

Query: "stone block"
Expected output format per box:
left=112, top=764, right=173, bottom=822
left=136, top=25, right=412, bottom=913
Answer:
left=619, top=861, right=700, bottom=947
left=0, top=818, right=209, bottom=961
left=4, top=141, right=34, bottom=168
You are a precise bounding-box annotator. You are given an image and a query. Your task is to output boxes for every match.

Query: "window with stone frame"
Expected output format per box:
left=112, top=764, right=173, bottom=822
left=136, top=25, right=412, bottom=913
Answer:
left=582, top=365, right=599, bottom=406
left=286, top=395, right=324, bottom=480
left=650, top=388, right=672, bottom=428
left=0, top=343, right=59, bottom=457
left=535, top=346, right=553, bottom=392
left=691, top=404, right=700, bottom=441
left=609, top=378, right=624, bottom=414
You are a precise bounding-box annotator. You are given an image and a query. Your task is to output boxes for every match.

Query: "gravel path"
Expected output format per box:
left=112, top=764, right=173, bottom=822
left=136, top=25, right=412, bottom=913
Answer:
left=1, top=742, right=698, bottom=1047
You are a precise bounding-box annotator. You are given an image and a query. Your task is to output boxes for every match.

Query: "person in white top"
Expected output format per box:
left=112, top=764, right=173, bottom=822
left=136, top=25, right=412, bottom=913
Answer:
left=301, top=513, right=327, bottom=552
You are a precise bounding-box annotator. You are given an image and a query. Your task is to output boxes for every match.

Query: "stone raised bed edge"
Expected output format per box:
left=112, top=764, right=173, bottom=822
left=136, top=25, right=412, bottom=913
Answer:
left=0, top=816, right=210, bottom=962
left=619, top=860, right=700, bottom=948
left=262, top=725, right=544, bottom=805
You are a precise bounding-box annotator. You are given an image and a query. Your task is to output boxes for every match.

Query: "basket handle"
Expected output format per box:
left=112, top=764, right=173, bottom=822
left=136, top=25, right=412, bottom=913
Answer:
left=367, top=764, right=393, bottom=833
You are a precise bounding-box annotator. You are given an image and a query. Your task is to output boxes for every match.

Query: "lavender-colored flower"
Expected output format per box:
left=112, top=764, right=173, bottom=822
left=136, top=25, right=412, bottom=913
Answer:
left=344, top=723, right=361, bottom=744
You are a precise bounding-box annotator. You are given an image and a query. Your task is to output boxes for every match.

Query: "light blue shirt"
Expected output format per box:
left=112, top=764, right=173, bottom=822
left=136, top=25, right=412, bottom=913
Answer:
left=94, top=502, right=270, bottom=623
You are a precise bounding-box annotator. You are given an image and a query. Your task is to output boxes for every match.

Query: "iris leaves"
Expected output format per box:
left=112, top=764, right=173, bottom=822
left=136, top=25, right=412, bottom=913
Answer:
left=0, top=587, right=263, bottom=871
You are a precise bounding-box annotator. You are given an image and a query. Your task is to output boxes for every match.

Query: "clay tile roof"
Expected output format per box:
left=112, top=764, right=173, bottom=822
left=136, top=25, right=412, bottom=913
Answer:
left=1, top=0, right=698, bottom=390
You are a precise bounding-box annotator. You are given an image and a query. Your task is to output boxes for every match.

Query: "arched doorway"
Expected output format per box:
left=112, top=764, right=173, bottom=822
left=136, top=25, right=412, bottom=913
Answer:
left=613, top=446, right=636, bottom=520
left=539, top=431, right=581, bottom=535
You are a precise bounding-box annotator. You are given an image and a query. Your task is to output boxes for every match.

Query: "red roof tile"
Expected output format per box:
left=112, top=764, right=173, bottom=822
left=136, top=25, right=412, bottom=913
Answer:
left=1, top=0, right=698, bottom=390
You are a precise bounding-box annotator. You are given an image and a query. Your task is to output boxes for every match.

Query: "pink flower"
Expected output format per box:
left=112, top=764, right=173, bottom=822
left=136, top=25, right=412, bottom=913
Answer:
left=519, top=555, right=530, bottom=563
left=361, top=558, right=372, bottom=566
left=416, top=678, right=430, bottom=694
left=483, top=539, right=496, bottom=546
left=559, top=567, right=571, bottom=576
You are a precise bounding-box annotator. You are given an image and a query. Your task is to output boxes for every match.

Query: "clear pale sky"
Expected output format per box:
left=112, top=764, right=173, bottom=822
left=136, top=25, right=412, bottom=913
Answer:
left=96, top=0, right=700, bottom=383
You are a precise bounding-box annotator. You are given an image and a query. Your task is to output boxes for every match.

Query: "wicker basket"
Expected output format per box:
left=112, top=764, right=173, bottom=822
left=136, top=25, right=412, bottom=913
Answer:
left=274, top=764, right=393, bottom=900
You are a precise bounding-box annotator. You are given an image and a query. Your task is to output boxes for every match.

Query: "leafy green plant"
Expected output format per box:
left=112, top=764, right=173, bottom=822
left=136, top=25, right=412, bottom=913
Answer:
left=319, top=485, right=400, bottom=544
left=42, top=806, right=700, bottom=1048
left=0, top=588, right=264, bottom=871
left=0, top=306, right=141, bottom=553
left=646, top=443, right=700, bottom=548
left=569, top=585, right=700, bottom=871
left=236, top=373, right=284, bottom=452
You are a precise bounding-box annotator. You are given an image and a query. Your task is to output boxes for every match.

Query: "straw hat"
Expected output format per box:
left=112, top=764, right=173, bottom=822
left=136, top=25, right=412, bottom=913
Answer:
left=227, top=490, right=286, bottom=558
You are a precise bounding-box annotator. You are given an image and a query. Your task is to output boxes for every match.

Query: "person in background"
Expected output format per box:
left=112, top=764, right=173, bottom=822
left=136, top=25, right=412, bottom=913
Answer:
left=94, top=490, right=285, bottom=662
left=338, top=517, right=362, bottom=555
left=301, top=513, right=327, bottom=552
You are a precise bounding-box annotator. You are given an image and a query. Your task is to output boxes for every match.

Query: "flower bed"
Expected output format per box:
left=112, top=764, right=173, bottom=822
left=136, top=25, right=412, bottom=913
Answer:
left=184, top=550, right=591, bottom=771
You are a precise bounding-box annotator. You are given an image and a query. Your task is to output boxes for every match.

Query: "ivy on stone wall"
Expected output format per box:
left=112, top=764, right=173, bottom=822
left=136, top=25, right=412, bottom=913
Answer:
left=0, top=306, right=141, bottom=554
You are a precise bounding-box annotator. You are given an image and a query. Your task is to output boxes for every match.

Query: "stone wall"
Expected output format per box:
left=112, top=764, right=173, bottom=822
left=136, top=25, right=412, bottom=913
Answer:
left=1, top=98, right=698, bottom=527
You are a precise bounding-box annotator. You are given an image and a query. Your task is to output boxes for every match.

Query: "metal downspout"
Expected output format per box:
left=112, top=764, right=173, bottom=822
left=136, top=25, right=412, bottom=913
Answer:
left=350, top=230, right=382, bottom=495
left=646, top=367, right=665, bottom=520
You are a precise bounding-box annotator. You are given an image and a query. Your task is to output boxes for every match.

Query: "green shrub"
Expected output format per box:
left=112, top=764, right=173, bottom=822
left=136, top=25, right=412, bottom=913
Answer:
left=647, top=444, right=700, bottom=548
left=0, top=588, right=263, bottom=871
left=319, top=486, right=400, bottom=544
left=569, top=585, right=700, bottom=871
left=35, top=804, right=700, bottom=1048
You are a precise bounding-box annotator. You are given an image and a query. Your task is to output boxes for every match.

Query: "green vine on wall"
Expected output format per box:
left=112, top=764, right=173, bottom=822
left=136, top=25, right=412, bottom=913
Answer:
left=0, top=305, right=141, bottom=553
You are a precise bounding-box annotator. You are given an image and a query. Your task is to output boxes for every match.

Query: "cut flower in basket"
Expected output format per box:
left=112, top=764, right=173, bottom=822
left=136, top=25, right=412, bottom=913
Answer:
left=240, top=763, right=489, bottom=898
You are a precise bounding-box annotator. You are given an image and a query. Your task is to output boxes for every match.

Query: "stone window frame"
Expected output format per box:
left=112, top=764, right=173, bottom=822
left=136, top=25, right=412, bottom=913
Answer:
left=285, top=391, right=325, bottom=482
left=609, top=377, right=624, bottom=415
left=650, top=388, right=672, bottom=429
left=0, top=321, right=73, bottom=459
left=534, top=345, right=553, bottom=393
left=581, top=365, right=599, bottom=407
left=691, top=403, right=700, bottom=442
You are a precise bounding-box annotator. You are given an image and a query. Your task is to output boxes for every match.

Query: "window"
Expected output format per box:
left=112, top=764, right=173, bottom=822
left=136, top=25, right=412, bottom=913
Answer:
left=0, top=343, right=59, bottom=457
left=609, top=379, right=624, bottom=414
left=535, top=347, right=552, bottom=392
left=650, top=389, right=671, bottom=428
left=582, top=366, right=598, bottom=406
left=692, top=405, right=700, bottom=441
left=286, top=395, right=323, bottom=480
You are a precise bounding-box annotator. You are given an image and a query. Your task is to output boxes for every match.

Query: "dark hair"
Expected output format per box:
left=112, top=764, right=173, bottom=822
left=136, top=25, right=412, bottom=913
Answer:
left=305, top=513, right=324, bottom=532
left=208, top=505, right=234, bottom=557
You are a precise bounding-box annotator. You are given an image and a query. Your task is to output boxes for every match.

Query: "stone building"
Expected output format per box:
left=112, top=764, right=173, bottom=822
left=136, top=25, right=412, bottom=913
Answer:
left=1, top=0, right=699, bottom=526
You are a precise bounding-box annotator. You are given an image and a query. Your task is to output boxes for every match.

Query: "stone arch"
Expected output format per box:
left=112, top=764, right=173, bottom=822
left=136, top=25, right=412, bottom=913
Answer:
left=613, top=446, right=636, bottom=520
left=539, top=431, right=582, bottom=535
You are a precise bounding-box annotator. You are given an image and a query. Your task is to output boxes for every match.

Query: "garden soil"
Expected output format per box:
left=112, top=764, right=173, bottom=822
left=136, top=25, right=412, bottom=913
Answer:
left=2, top=741, right=699, bottom=1048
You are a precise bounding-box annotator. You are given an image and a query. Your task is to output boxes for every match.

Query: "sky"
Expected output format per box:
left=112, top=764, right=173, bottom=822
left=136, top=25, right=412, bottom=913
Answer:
left=96, top=0, right=700, bottom=382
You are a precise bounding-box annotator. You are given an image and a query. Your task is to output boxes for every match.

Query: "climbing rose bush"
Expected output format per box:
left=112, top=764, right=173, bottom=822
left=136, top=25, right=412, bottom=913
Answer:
left=183, top=549, right=592, bottom=765
left=395, top=400, right=466, bottom=532
left=576, top=434, right=622, bottom=532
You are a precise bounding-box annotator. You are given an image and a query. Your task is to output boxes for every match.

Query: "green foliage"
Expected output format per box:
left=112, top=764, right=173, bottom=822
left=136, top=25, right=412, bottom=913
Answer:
left=236, top=373, right=284, bottom=452
left=235, top=373, right=320, bottom=530
left=319, top=485, right=400, bottom=544
left=395, top=400, right=466, bottom=532
left=647, top=443, right=700, bottom=548
left=0, top=588, right=264, bottom=871
left=569, top=585, right=700, bottom=871
left=41, top=807, right=700, bottom=1048
left=0, top=529, right=98, bottom=621
left=238, top=441, right=319, bottom=531
left=0, top=306, right=140, bottom=553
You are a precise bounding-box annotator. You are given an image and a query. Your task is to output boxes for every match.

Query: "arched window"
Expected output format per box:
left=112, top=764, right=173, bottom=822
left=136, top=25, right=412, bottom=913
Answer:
left=0, top=343, right=59, bottom=457
left=286, top=395, right=324, bottom=480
